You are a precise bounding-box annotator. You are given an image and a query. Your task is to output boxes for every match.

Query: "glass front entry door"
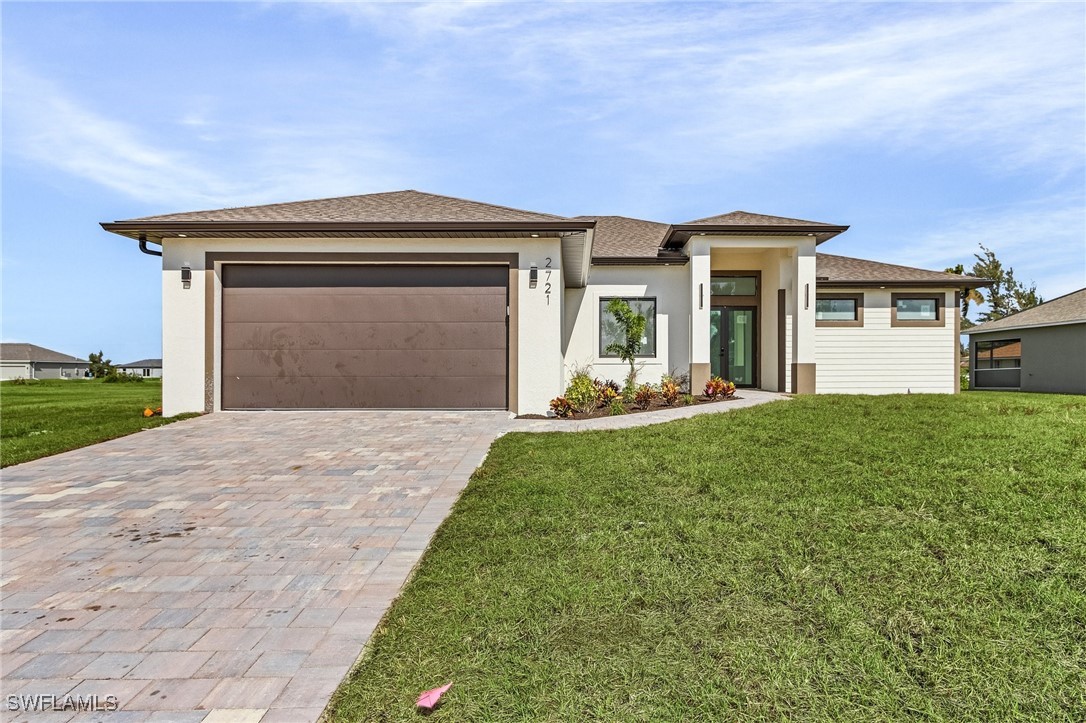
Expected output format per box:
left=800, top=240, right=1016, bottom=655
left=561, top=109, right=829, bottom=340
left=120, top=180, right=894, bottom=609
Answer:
left=710, top=306, right=756, bottom=387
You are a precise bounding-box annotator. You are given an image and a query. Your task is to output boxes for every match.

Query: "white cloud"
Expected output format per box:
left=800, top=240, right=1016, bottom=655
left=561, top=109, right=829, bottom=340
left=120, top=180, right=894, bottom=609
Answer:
left=2, top=67, right=419, bottom=209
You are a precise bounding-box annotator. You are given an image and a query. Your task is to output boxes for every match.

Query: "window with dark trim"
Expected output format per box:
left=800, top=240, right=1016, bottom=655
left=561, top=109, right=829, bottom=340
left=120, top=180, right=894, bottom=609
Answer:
left=599, top=297, right=657, bottom=358
left=891, top=293, right=945, bottom=327
left=815, top=293, right=864, bottom=327
left=975, top=339, right=1021, bottom=369
left=710, top=275, right=758, bottom=296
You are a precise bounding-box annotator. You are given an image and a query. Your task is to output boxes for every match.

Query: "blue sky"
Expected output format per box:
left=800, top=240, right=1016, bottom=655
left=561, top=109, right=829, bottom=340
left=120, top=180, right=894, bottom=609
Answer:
left=3, top=1, right=1084, bottom=362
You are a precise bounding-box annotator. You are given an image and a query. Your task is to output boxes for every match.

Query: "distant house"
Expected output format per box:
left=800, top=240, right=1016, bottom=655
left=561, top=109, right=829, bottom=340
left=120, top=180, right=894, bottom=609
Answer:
left=117, top=358, right=163, bottom=379
left=965, top=288, right=1085, bottom=394
left=0, top=344, right=89, bottom=381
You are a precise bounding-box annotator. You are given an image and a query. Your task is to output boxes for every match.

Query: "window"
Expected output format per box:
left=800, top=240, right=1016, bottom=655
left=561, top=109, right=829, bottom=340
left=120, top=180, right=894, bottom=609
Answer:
left=710, top=275, right=757, bottom=296
left=599, top=297, right=656, bottom=358
left=815, top=293, right=864, bottom=327
left=975, top=339, right=1021, bottom=369
left=891, top=293, right=944, bottom=327
left=142, top=368, right=151, bottom=377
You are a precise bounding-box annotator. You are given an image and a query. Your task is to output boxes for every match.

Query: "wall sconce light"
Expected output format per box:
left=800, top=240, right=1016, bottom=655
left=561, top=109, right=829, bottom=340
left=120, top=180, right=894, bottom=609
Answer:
left=181, top=265, right=192, bottom=290
left=699, top=283, right=704, bottom=310
left=529, top=263, right=538, bottom=289
left=804, top=283, right=810, bottom=310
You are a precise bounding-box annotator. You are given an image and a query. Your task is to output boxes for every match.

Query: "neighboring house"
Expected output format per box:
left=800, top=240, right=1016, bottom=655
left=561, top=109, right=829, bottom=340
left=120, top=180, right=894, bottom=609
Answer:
left=0, top=343, right=89, bottom=381
left=101, top=190, right=988, bottom=415
left=964, top=288, right=1086, bottom=394
left=117, top=358, right=163, bottom=379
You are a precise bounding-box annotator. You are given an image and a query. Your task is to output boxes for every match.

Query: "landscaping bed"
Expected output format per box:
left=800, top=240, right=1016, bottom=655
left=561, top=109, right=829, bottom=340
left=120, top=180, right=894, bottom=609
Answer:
left=517, top=392, right=742, bottom=420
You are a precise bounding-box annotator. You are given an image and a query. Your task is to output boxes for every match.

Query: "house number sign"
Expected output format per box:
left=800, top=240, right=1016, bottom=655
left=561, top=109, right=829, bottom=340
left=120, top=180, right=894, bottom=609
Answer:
left=544, top=257, right=553, bottom=305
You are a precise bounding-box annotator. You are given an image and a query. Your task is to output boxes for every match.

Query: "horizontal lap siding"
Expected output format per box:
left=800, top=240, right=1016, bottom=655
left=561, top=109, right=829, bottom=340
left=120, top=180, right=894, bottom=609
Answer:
left=816, top=289, right=956, bottom=394
left=221, top=265, right=508, bottom=409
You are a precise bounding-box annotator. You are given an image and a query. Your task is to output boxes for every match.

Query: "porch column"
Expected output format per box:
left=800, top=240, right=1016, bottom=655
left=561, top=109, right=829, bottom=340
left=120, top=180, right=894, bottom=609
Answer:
left=689, top=238, right=711, bottom=393
left=790, top=240, right=817, bottom=393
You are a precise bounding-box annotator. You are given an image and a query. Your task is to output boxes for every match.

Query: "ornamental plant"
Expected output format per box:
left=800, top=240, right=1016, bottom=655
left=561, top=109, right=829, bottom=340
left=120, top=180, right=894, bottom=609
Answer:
left=608, top=398, right=627, bottom=416
left=565, top=372, right=599, bottom=415
left=633, top=383, right=657, bottom=410
left=594, top=378, right=621, bottom=407
left=704, top=376, right=736, bottom=400
left=660, top=378, right=681, bottom=406
left=549, top=396, right=574, bottom=418
left=604, top=299, right=648, bottom=388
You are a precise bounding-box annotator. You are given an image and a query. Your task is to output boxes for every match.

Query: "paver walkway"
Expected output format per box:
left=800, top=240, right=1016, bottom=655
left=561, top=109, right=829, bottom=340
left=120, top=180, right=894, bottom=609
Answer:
left=1, top=391, right=786, bottom=721
left=1, top=411, right=509, bottom=722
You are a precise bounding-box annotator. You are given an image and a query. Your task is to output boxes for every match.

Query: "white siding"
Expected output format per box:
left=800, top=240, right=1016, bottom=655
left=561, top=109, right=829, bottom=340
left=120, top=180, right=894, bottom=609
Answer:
left=816, top=288, right=958, bottom=394
left=563, top=265, right=690, bottom=387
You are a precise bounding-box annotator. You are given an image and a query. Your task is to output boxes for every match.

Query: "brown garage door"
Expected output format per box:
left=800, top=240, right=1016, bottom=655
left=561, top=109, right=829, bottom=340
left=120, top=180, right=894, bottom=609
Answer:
left=221, top=264, right=508, bottom=409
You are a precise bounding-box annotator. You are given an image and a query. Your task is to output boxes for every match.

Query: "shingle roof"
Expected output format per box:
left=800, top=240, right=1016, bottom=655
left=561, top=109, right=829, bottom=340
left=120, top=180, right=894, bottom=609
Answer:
left=118, top=358, right=162, bottom=368
left=0, top=343, right=87, bottom=363
left=965, top=288, right=1086, bottom=334
left=684, top=210, right=841, bottom=227
left=816, top=253, right=989, bottom=287
left=584, top=216, right=671, bottom=258
left=118, top=190, right=567, bottom=224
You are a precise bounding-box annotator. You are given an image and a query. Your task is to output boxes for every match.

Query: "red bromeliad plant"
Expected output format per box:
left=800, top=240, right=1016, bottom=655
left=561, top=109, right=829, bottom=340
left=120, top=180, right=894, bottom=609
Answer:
left=703, top=376, right=737, bottom=400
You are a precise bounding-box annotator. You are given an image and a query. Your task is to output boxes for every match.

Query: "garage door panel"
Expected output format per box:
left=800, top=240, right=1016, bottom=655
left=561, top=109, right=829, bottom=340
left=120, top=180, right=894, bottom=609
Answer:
left=223, top=321, right=507, bottom=352
left=222, top=291, right=505, bottom=324
left=222, top=375, right=507, bottom=409
left=221, top=264, right=508, bottom=409
left=222, top=348, right=507, bottom=378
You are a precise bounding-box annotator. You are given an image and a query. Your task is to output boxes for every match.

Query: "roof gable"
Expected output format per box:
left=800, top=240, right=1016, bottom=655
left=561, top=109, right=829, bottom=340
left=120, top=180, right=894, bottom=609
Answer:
left=966, top=288, right=1086, bottom=334
left=684, top=210, right=840, bottom=227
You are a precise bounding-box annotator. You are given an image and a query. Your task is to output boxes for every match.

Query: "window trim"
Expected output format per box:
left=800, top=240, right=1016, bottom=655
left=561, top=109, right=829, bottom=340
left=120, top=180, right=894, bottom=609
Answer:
left=815, top=293, right=864, bottom=328
left=598, top=296, right=658, bottom=359
left=974, top=338, right=1022, bottom=371
left=890, top=293, right=945, bottom=328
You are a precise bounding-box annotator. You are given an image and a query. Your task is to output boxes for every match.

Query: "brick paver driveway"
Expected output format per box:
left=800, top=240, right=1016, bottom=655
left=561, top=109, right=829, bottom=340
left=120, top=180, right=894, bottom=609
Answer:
left=1, top=411, right=509, bottom=722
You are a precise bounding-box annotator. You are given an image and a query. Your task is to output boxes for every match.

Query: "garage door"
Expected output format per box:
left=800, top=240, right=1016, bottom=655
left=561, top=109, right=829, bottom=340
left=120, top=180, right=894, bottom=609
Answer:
left=221, top=264, right=508, bottom=409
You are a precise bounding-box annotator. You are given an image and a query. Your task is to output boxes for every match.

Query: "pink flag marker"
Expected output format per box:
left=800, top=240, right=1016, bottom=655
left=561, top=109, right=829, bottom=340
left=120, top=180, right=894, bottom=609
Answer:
left=416, top=682, right=452, bottom=711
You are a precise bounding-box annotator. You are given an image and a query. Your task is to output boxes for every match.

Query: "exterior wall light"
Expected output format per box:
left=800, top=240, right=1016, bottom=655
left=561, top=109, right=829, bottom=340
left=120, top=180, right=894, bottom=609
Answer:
left=181, top=265, right=192, bottom=289
left=529, top=263, right=538, bottom=288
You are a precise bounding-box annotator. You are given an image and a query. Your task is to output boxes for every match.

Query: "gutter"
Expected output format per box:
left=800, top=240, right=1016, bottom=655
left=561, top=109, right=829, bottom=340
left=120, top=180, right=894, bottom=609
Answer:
left=138, top=234, right=162, bottom=257
left=102, top=220, right=596, bottom=241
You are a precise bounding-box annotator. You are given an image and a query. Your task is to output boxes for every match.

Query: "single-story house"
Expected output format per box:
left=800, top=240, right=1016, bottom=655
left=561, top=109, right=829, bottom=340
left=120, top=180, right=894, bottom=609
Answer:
left=965, top=288, right=1085, bottom=394
left=101, top=190, right=988, bottom=416
left=0, top=343, right=89, bottom=381
left=117, top=358, right=163, bottom=379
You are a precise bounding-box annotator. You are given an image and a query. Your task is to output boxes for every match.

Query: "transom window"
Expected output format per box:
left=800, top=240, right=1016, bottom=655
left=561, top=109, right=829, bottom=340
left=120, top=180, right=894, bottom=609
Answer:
left=891, top=294, right=944, bottom=327
left=710, top=275, right=757, bottom=296
left=815, top=293, right=863, bottom=327
left=599, top=297, right=657, bottom=358
left=975, top=339, right=1021, bottom=369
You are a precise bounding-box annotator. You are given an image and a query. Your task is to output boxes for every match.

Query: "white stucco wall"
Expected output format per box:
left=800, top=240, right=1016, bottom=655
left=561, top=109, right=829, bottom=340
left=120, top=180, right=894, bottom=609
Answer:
left=160, top=235, right=564, bottom=416
left=562, top=264, right=690, bottom=388
left=815, top=288, right=958, bottom=393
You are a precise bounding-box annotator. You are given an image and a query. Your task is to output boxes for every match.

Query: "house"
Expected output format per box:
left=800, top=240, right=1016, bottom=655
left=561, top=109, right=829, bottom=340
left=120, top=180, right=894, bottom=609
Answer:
left=100, top=191, right=988, bottom=415
left=117, top=358, right=163, bottom=379
left=0, top=343, right=89, bottom=381
left=964, top=288, right=1085, bottom=394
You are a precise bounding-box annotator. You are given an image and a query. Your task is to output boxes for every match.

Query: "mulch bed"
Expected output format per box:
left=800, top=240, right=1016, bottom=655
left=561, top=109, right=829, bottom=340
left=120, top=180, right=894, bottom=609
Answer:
left=516, top=395, right=742, bottom=420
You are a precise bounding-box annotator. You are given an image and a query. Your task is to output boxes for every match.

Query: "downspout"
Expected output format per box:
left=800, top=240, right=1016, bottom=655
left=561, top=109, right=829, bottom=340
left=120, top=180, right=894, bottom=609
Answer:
left=138, top=234, right=162, bottom=257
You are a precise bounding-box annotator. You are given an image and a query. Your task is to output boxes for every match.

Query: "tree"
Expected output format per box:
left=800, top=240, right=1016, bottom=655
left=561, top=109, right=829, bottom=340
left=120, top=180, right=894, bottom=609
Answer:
left=604, top=298, right=647, bottom=390
left=968, top=245, right=1043, bottom=322
left=944, top=263, right=985, bottom=331
left=88, top=350, right=115, bottom=378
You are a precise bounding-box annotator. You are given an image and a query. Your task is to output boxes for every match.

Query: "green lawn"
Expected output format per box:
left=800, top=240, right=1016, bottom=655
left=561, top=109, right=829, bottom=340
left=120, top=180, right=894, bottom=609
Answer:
left=329, top=393, right=1086, bottom=722
left=0, top=379, right=198, bottom=467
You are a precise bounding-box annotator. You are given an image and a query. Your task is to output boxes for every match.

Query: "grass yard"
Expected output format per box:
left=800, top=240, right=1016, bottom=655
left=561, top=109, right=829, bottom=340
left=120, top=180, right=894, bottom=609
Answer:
left=0, top=379, right=198, bottom=467
left=330, top=393, right=1086, bottom=722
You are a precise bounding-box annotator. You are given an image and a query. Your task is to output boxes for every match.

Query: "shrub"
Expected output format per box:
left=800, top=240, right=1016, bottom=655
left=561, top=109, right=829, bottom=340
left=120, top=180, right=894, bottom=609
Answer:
left=633, top=383, right=657, bottom=410
left=594, top=378, right=621, bottom=407
left=660, top=378, right=681, bottom=406
left=682, top=393, right=697, bottom=406
left=549, top=396, right=574, bottom=418
left=704, top=376, right=736, bottom=400
left=608, top=398, right=627, bottom=416
left=7, top=377, right=40, bottom=386
left=565, top=373, right=598, bottom=415
left=103, top=371, right=144, bottom=384
left=663, top=370, right=691, bottom=394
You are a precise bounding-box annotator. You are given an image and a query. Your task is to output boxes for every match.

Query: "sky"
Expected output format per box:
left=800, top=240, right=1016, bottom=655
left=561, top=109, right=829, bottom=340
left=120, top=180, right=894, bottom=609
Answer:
left=3, top=1, right=1084, bottom=363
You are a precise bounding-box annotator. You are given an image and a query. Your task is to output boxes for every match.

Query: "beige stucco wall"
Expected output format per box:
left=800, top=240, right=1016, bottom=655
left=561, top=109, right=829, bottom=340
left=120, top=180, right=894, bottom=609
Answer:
left=562, top=264, right=690, bottom=387
left=160, top=236, right=564, bottom=416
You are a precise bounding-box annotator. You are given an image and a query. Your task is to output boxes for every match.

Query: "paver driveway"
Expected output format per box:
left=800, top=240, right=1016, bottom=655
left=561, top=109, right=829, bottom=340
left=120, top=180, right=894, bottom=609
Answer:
left=1, top=411, right=510, bottom=722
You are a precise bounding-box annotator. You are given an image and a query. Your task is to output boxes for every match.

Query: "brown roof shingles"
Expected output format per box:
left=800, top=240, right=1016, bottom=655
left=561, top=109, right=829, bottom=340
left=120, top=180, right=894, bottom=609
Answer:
left=684, top=210, right=841, bottom=227
left=816, top=253, right=988, bottom=287
left=966, top=288, right=1086, bottom=334
left=119, top=190, right=568, bottom=224
left=584, top=216, right=671, bottom=258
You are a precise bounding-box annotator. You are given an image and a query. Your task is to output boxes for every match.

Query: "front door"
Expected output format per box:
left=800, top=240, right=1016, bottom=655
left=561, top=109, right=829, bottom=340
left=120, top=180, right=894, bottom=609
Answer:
left=710, top=306, right=757, bottom=387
